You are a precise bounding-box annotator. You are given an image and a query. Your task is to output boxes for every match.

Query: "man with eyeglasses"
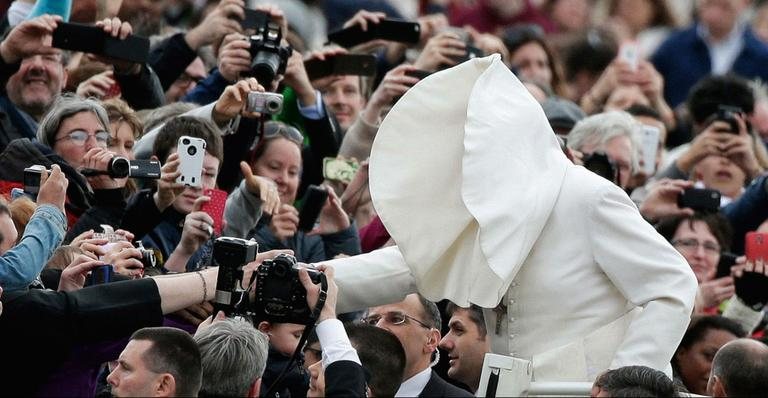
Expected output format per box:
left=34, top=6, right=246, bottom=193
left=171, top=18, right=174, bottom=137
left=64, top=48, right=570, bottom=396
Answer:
left=364, top=294, right=472, bottom=397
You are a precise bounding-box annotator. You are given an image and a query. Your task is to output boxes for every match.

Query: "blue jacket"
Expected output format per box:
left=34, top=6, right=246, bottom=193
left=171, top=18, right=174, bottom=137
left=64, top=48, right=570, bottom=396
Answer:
left=721, top=175, right=768, bottom=255
left=0, top=204, right=66, bottom=291
left=652, top=24, right=768, bottom=107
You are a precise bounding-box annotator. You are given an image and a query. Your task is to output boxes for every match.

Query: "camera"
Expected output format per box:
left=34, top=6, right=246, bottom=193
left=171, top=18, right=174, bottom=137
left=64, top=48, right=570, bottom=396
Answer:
left=254, top=253, right=323, bottom=324
left=23, top=165, right=49, bottom=197
left=135, top=241, right=158, bottom=268
left=244, top=14, right=292, bottom=84
left=713, top=105, right=742, bottom=134
left=247, top=92, right=284, bottom=114
left=212, top=237, right=259, bottom=316
left=106, top=158, right=162, bottom=179
left=583, top=152, right=619, bottom=186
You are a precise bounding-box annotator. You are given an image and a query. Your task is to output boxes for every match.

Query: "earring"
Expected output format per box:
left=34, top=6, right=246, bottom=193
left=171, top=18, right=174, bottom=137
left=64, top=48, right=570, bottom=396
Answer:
left=429, top=349, right=440, bottom=368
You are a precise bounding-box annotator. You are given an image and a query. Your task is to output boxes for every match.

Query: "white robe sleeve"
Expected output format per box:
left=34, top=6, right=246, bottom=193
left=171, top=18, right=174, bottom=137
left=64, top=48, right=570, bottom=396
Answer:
left=324, top=245, right=418, bottom=314
left=588, top=184, right=698, bottom=371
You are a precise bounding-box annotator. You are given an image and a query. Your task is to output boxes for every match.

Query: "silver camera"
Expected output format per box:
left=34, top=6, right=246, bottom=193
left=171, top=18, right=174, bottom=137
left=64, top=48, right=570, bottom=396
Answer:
left=247, top=92, right=283, bottom=114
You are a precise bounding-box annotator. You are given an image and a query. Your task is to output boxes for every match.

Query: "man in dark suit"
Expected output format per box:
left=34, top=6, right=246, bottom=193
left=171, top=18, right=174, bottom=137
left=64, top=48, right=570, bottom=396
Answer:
left=364, top=293, right=473, bottom=397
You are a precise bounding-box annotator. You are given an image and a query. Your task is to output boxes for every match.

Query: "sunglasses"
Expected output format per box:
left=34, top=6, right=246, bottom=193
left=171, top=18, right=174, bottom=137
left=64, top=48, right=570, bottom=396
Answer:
left=263, top=123, right=304, bottom=145
left=362, top=311, right=432, bottom=329
left=55, top=130, right=111, bottom=147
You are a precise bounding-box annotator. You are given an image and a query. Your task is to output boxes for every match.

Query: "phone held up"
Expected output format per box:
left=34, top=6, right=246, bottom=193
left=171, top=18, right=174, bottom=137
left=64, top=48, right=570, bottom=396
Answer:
left=298, top=185, right=329, bottom=232
left=176, top=136, right=207, bottom=188
left=201, top=188, right=228, bottom=236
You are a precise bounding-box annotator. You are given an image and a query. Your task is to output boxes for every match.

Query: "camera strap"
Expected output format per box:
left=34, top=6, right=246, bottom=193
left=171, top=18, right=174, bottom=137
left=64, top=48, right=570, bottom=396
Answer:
left=264, top=273, right=328, bottom=397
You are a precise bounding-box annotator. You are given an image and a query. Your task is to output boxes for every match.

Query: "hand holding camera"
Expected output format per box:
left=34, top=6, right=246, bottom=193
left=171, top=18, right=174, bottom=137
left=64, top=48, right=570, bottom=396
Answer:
left=638, top=179, right=695, bottom=222
left=36, top=164, right=68, bottom=213
left=299, top=263, right=337, bottom=323
left=697, top=276, right=735, bottom=310
left=213, top=78, right=267, bottom=123
left=413, top=31, right=467, bottom=72
left=363, top=63, right=420, bottom=124
left=57, top=254, right=108, bottom=292
left=0, top=14, right=61, bottom=64
left=81, top=147, right=125, bottom=190
left=179, top=197, right=216, bottom=256
left=99, top=240, right=146, bottom=279
left=185, top=0, right=243, bottom=51
left=218, top=33, right=252, bottom=83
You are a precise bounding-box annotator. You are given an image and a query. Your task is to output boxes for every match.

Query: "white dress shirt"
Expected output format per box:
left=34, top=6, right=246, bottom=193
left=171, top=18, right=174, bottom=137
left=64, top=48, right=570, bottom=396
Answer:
left=697, top=22, right=745, bottom=75
left=395, top=367, right=432, bottom=397
left=315, top=319, right=361, bottom=368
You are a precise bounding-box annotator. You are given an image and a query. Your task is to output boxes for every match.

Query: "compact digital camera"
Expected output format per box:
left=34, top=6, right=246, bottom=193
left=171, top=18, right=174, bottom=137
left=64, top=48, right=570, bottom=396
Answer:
left=254, top=253, right=323, bottom=324
left=212, top=237, right=259, bottom=316
left=247, top=92, right=284, bottom=114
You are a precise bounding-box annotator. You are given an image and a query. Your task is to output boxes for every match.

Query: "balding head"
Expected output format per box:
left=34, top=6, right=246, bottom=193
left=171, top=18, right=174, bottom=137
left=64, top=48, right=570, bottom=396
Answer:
left=708, top=338, right=768, bottom=397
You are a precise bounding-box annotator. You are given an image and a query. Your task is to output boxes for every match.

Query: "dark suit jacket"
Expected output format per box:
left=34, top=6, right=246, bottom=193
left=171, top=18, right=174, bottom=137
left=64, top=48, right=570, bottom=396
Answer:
left=325, top=360, right=367, bottom=397
left=419, top=370, right=474, bottom=397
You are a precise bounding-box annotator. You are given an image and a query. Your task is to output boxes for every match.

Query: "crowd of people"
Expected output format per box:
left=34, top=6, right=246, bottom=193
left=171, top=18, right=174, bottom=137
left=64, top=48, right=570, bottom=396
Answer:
left=1, top=0, right=768, bottom=396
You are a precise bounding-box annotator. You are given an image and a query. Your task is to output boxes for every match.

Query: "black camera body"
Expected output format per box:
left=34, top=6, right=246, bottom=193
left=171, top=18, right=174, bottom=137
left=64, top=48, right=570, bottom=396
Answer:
left=108, top=158, right=161, bottom=179
left=583, top=152, right=619, bottom=186
left=135, top=241, right=158, bottom=268
left=212, top=237, right=259, bottom=316
left=713, top=105, right=742, bottom=134
left=245, top=15, right=292, bottom=84
left=254, top=253, right=322, bottom=324
left=23, top=165, right=49, bottom=197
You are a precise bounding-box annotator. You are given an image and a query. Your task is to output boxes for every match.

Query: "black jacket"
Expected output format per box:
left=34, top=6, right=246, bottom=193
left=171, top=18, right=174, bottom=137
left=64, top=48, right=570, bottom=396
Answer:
left=420, top=370, right=474, bottom=397
left=325, top=361, right=367, bottom=397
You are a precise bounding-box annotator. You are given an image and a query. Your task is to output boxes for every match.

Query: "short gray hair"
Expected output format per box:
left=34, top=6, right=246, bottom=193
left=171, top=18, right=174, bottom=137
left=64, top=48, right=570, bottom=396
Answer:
left=36, top=94, right=110, bottom=148
left=567, top=110, right=641, bottom=172
left=194, top=318, right=269, bottom=397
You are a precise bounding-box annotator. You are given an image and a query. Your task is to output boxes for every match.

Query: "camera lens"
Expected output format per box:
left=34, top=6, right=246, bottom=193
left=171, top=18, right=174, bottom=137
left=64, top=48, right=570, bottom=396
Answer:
left=108, top=157, right=130, bottom=178
left=187, top=145, right=197, bottom=156
left=182, top=138, right=190, bottom=145
left=267, top=99, right=280, bottom=111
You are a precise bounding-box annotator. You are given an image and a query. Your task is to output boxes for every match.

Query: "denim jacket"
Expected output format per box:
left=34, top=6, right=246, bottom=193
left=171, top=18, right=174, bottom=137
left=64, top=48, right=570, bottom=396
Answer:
left=0, top=204, right=66, bottom=291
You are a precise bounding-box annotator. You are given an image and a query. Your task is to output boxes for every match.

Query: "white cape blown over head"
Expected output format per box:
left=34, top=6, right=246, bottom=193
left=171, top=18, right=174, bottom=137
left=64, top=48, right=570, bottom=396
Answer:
left=369, top=54, right=571, bottom=307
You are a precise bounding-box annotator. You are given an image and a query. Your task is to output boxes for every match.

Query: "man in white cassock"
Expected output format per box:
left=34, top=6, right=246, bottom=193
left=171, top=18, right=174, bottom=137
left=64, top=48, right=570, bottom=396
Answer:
left=325, top=55, right=697, bottom=381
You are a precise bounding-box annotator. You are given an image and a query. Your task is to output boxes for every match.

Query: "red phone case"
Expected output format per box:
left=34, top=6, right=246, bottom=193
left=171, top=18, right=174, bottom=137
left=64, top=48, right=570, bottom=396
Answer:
left=745, top=231, right=768, bottom=262
left=201, top=189, right=227, bottom=235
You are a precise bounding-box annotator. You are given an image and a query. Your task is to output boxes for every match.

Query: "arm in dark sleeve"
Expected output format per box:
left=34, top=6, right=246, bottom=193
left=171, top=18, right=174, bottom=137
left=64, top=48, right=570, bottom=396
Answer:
left=64, top=188, right=127, bottom=243
left=721, top=175, right=768, bottom=254
left=0, top=56, right=20, bottom=92
left=114, top=64, right=165, bottom=110
left=325, top=361, right=367, bottom=396
left=321, top=222, right=361, bottom=259
left=148, top=32, right=198, bottom=91
left=182, top=68, right=230, bottom=105
left=218, top=117, right=260, bottom=193
left=300, top=102, right=341, bottom=194
left=120, top=189, right=164, bottom=240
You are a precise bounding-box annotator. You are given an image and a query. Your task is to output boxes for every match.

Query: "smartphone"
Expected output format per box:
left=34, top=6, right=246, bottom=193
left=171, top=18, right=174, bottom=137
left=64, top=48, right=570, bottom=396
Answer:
left=304, top=54, right=377, bottom=80
left=87, top=264, right=114, bottom=285
left=327, top=19, right=421, bottom=48
left=714, top=105, right=741, bottom=134
left=298, top=185, right=329, bottom=232
left=745, top=232, right=768, bottom=262
left=618, top=41, right=640, bottom=72
left=176, top=136, right=207, bottom=188
left=201, top=188, right=228, bottom=236
left=404, top=69, right=432, bottom=81
left=716, top=252, right=739, bottom=278
left=677, top=188, right=721, bottom=213
left=240, top=8, right=269, bottom=30
left=52, top=22, right=150, bottom=64
left=323, top=157, right=360, bottom=184
left=637, top=125, right=660, bottom=175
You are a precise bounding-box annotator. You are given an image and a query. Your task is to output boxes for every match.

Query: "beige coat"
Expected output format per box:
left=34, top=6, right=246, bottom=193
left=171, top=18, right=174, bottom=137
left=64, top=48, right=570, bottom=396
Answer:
left=327, top=55, right=697, bottom=381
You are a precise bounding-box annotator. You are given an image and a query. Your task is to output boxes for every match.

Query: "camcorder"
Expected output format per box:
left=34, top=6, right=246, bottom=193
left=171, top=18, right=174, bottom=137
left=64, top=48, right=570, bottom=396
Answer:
left=254, top=253, right=323, bottom=324
left=247, top=91, right=284, bottom=114
left=80, top=157, right=161, bottom=179
left=242, top=11, right=292, bottom=84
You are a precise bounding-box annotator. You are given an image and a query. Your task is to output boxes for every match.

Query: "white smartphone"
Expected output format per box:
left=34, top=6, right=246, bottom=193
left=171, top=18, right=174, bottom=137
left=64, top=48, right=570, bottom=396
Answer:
left=176, top=136, right=207, bottom=187
left=618, top=41, right=640, bottom=72
left=637, top=125, right=661, bottom=176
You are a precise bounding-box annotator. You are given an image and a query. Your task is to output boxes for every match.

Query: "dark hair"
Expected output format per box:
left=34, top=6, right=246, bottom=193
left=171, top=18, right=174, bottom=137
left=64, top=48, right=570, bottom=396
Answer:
left=686, top=75, right=755, bottom=126
left=595, top=365, right=676, bottom=397
left=444, top=302, right=487, bottom=338
left=625, top=104, right=662, bottom=121
left=345, top=323, right=406, bottom=397
left=503, top=24, right=567, bottom=97
left=564, top=29, right=617, bottom=81
left=152, top=116, right=223, bottom=166
left=131, top=327, right=203, bottom=397
left=655, top=213, right=733, bottom=252
left=415, top=294, right=442, bottom=330
left=673, top=316, right=746, bottom=372
left=712, top=339, right=768, bottom=397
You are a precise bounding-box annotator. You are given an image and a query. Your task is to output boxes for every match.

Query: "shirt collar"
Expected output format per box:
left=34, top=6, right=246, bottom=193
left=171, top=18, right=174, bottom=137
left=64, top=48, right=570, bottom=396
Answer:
left=395, top=367, right=432, bottom=397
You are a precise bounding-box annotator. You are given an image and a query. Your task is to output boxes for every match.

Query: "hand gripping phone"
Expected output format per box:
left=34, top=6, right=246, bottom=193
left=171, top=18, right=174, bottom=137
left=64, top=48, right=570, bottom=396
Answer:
left=304, top=54, right=377, bottom=80
left=201, top=188, right=228, bottom=236
left=52, top=22, right=150, bottom=63
left=677, top=188, right=721, bottom=213
left=746, top=232, right=768, bottom=262
left=176, top=136, right=207, bottom=188
left=636, top=125, right=660, bottom=175
left=298, top=185, right=329, bottom=232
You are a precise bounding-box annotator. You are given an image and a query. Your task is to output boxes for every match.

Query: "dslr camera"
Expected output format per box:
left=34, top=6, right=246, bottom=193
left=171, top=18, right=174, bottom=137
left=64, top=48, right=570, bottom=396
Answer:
left=254, top=253, right=323, bottom=324
left=247, top=92, right=284, bottom=114
left=212, top=237, right=259, bottom=316
left=245, top=14, right=292, bottom=84
left=583, top=152, right=619, bottom=186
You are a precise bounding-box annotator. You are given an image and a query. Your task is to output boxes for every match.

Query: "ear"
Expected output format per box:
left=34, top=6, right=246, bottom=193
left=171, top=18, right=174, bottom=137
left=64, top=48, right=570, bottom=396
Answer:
left=711, top=375, right=727, bottom=397
left=155, top=373, right=176, bottom=397
left=257, top=321, right=272, bottom=334
left=248, top=378, right=261, bottom=398
left=425, top=329, right=441, bottom=353
left=60, top=67, right=69, bottom=91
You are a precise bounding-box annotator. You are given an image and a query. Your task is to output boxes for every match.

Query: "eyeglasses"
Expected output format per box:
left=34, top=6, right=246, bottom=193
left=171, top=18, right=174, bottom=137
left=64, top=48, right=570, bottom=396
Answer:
left=362, top=311, right=432, bottom=329
left=55, top=130, right=111, bottom=147
left=672, top=238, right=721, bottom=255
left=263, top=122, right=304, bottom=145
left=175, top=72, right=204, bottom=87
